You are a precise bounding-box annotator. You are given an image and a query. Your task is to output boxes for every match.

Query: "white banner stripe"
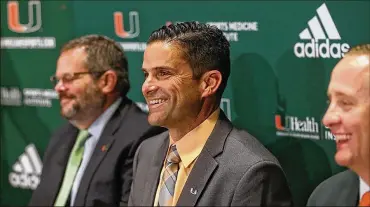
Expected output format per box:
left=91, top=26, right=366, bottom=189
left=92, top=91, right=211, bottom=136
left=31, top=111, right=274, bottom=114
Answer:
left=12, top=162, right=24, bottom=173
left=317, top=3, right=341, bottom=39
left=20, top=154, right=33, bottom=174
left=299, top=28, right=312, bottom=39
left=26, top=144, right=43, bottom=174
left=308, top=16, right=326, bottom=40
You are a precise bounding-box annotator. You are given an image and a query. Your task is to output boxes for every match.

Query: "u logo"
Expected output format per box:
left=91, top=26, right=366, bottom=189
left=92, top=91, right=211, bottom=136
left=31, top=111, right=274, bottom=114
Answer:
left=7, top=1, right=42, bottom=33
left=275, top=115, right=285, bottom=130
left=113, top=11, right=140, bottom=39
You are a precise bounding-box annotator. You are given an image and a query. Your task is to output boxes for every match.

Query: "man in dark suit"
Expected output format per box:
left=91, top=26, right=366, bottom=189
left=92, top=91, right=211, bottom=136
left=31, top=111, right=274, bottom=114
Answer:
left=307, top=44, right=370, bottom=206
left=128, top=21, right=293, bottom=206
left=29, top=35, right=165, bottom=206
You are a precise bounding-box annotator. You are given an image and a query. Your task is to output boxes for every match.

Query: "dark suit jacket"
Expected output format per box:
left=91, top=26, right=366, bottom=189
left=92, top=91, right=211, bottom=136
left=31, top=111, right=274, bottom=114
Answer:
left=29, top=97, right=166, bottom=207
left=128, top=111, right=293, bottom=206
left=307, top=169, right=359, bottom=206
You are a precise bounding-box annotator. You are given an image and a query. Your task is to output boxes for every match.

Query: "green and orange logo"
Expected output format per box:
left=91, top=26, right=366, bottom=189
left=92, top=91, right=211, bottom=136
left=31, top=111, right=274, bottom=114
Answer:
left=7, top=0, right=42, bottom=33
left=113, top=11, right=140, bottom=39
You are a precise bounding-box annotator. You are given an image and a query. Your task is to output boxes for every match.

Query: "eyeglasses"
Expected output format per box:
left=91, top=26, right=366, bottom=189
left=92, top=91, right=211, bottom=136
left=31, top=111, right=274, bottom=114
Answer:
left=50, top=71, right=106, bottom=86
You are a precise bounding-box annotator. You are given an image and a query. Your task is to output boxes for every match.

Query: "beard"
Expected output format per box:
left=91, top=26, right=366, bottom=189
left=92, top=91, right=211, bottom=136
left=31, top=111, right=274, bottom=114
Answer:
left=60, top=83, right=106, bottom=121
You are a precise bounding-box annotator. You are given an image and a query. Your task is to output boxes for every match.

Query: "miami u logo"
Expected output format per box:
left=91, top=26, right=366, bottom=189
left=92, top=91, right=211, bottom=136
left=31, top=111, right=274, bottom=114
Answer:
left=275, top=115, right=285, bottom=130
left=7, top=1, right=42, bottom=33
left=113, top=11, right=140, bottom=39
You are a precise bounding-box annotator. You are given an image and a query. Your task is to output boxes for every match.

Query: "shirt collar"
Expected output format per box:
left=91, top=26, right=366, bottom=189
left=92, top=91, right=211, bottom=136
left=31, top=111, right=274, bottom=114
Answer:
left=359, top=175, right=370, bottom=200
left=170, top=108, right=220, bottom=168
left=87, top=97, right=122, bottom=138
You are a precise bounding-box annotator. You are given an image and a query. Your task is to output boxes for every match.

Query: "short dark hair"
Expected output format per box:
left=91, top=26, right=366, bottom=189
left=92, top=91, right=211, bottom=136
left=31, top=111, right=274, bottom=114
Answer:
left=148, top=21, right=230, bottom=98
left=61, top=34, right=130, bottom=96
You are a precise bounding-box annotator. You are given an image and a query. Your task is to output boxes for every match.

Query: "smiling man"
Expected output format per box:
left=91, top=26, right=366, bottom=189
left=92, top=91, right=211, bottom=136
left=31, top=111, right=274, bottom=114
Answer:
left=29, top=35, right=165, bottom=207
left=128, top=21, right=293, bottom=206
left=307, top=44, right=370, bottom=206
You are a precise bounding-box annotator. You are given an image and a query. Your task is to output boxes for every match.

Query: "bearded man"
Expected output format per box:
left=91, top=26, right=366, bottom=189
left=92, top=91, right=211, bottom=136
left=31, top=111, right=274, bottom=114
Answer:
left=29, top=35, right=165, bottom=207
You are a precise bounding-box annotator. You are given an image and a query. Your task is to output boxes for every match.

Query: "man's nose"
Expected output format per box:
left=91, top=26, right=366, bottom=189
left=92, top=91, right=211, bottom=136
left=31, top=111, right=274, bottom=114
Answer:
left=54, top=79, right=66, bottom=93
left=142, top=76, right=159, bottom=96
left=322, top=107, right=341, bottom=129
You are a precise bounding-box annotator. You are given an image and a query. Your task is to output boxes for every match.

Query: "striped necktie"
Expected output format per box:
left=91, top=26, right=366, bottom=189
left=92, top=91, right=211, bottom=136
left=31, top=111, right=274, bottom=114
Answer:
left=54, top=129, right=90, bottom=206
left=158, top=144, right=181, bottom=206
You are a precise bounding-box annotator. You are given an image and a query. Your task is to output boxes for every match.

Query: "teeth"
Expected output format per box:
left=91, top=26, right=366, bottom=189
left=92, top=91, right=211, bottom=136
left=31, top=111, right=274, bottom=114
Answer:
left=149, top=99, right=166, bottom=105
left=335, top=134, right=350, bottom=141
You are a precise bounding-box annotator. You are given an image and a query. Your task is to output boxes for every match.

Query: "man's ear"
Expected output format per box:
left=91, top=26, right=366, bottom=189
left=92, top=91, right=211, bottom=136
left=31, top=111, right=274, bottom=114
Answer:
left=200, top=70, right=222, bottom=98
left=99, top=70, right=117, bottom=94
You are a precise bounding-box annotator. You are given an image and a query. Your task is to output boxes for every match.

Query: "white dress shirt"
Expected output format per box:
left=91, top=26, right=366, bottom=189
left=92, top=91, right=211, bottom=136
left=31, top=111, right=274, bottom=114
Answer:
left=359, top=176, right=370, bottom=201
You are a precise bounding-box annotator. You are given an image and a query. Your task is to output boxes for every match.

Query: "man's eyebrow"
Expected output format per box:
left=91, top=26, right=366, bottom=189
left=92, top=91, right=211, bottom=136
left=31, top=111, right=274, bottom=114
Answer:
left=141, top=66, right=175, bottom=72
left=329, top=90, right=355, bottom=99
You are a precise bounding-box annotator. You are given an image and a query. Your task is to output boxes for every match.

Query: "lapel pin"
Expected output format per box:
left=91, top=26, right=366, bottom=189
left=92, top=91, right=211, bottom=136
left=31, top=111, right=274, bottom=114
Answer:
left=190, top=188, right=197, bottom=195
left=101, top=144, right=108, bottom=152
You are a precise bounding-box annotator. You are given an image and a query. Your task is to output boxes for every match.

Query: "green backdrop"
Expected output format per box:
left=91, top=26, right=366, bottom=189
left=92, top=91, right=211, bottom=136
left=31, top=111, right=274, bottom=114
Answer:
left=1, top=1, right=369, bottom=206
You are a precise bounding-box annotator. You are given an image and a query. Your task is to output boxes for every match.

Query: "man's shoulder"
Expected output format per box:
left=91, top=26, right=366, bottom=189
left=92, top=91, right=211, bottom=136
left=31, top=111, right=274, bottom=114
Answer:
left=52, top=121, right=75, bottom=138
left=44, top=122, right=75, bottom=155
left=223, top=127, right=280, bottom=165
left=307, top=169, right=358, bottom=205
left=313, top=169, right=357, bottom=192
left=210, top=112, right=278, bottom=166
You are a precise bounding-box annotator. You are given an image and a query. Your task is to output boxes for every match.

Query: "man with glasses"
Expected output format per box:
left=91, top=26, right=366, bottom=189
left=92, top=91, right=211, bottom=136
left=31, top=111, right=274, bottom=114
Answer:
left=29, top=35, right=165, bottom=206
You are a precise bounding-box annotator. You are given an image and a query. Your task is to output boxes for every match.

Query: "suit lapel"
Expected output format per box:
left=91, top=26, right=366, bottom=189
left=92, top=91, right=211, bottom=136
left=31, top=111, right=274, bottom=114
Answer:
left=142, top=134, right=169, bottom=206
left=176, top=111, right=233, bottom=206
left=48, top=125, right=78, bottom=206
left=74, top=99, right=131, bottom=206
left=176, top=151, right=218, bottom=206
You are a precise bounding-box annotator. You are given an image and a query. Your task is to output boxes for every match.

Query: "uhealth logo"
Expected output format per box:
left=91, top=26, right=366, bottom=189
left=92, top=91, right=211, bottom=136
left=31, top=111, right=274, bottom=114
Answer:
left=294, top=3, right=350, bottom=58
left=275, top=114, right=320, bottom=139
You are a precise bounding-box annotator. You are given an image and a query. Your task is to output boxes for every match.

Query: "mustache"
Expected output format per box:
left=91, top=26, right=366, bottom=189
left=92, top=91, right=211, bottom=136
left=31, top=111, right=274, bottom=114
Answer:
left=59, top=93, right=76, bottom=99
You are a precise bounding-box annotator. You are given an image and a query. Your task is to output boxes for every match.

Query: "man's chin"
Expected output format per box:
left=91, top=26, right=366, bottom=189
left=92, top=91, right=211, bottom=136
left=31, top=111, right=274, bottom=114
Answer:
left=334, top=150, right=353, bottom=167
left=148, top=115, right=166, bottom=127
left=148, top=119, right=164, bottom=126
left=61, top=109, right=77, bottom=120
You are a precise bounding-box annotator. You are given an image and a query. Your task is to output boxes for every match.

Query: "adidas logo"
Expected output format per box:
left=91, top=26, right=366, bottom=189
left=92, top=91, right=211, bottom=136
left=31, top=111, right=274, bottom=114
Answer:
left=294, top=3, right=350, bottom=58
left=9, top=143, right=42, bottom=190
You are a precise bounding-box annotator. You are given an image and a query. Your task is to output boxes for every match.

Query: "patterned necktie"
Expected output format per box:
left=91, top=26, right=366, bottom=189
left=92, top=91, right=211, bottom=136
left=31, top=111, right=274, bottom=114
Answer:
left=158, top=144, right=181, bottom=206
left=54, top=130, right=90, bottom=206
left=359, top=191, right=370, bottom=207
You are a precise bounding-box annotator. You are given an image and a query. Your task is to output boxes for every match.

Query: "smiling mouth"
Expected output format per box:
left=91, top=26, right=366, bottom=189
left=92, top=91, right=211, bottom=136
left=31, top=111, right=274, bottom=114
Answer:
left=147, top=99, right=167, bottom=109
left=335, top=133, right=351, bottom=149
left=60, top=98, right=73, bottom=105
